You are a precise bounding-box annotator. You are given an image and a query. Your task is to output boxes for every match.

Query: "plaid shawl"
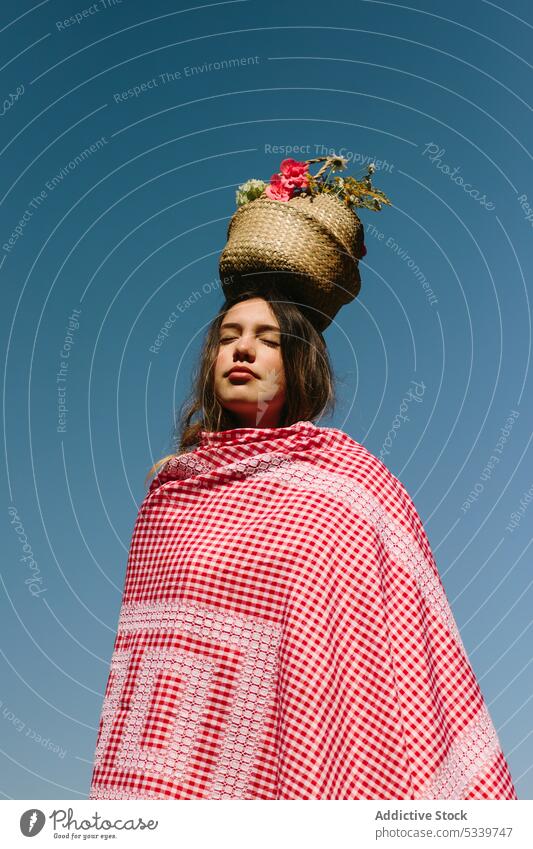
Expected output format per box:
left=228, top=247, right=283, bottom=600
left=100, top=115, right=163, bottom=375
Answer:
left=89, top=419, right=517, bottom=800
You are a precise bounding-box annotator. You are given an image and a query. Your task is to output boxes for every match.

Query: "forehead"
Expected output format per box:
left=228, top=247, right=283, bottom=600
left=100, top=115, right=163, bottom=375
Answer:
left=221, top=298, right=280, bottom=328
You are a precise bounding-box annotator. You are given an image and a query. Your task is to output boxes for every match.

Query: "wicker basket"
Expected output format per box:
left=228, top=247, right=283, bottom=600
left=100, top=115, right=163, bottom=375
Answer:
left=218, top=191, right=365, bottom=331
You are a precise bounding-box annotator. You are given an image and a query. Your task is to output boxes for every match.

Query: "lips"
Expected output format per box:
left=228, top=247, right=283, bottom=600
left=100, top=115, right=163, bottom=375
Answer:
left=227, top=367, right=258, bottom=378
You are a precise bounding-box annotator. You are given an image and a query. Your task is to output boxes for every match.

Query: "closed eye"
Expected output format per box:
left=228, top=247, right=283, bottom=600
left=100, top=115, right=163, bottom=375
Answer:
left=219, top=337, right=279, bottom=347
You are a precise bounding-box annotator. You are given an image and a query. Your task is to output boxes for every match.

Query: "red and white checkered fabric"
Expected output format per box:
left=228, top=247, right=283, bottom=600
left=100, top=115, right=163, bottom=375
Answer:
left=89, top=419, right=517, bottom=800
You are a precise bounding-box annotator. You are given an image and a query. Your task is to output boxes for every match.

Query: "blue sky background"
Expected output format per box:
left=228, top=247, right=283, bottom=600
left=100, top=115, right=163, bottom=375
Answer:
left=1, top=0, right=532, bottom=800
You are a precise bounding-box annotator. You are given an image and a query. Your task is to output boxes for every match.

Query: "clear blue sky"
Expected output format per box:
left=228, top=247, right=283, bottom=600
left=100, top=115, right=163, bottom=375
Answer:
left=1, top=0, right=532, bottom=799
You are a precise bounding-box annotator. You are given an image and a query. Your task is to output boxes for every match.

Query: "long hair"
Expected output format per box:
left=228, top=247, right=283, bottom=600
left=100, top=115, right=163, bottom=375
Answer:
left=145, top=284, right=336, bottom=486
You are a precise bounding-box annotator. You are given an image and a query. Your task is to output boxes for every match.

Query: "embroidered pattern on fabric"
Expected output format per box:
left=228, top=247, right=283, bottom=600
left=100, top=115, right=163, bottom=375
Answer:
left=119, top=648, right=215, bottom=779
left=154, top=452, right=215, bottom=485
left=93, top=651, right=129, bottom=768
left=175, top=453, right=214, bottom=476
left=91, top=600, right=281, bottom=800
left=416, top=701, right=501, bottom=799
left=89, top=787, right=165, bottom=799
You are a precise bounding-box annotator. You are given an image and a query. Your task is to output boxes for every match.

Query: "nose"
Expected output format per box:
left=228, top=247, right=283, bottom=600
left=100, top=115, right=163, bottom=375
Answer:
left=233, top=335, right=256, bottom=360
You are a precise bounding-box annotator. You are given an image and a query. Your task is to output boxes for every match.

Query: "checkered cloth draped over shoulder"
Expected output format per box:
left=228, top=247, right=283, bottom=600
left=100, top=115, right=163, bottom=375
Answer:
left=89, top=420, right=517, bottom=800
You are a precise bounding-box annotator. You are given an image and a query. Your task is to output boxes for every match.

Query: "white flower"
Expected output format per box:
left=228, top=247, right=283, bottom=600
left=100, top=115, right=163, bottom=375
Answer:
left=241, top=178, right=265, bottom=190
left=235, top=178, right=267, bottom=206
left=368, top=162, right=376, bottom=174
left=329, top=156, right=348, bottom=171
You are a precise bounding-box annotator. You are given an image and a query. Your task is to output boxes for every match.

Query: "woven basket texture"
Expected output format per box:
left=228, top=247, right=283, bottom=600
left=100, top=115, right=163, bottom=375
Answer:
left=218, top=192, right=365, bottom=331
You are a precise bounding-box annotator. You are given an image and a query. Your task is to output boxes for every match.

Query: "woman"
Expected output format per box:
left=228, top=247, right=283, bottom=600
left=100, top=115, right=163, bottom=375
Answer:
left=89, top=285, right=517, bottom=800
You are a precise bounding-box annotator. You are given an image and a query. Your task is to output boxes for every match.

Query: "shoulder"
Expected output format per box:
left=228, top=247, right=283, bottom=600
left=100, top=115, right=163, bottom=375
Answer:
left=322, top=427, right=435, bottom=562
left=321, top=426, right=403, bottom=495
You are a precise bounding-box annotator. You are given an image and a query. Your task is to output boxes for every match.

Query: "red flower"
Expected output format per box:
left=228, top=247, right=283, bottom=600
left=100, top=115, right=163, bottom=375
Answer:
left=360, top=243, right=367, bottom=257
left=279, top=158, right=309, bottom=189
left=264, top=158, right=309, bottom=201
left=264, top=173, right=293, bottom=201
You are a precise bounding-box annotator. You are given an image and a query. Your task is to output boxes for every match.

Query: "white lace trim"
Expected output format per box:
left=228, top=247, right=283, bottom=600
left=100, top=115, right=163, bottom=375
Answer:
left=415, top=700, right=501, bottom=799
left=91, top=600, right=281, bottom=800
left=89, top=787, right=166, bottom=800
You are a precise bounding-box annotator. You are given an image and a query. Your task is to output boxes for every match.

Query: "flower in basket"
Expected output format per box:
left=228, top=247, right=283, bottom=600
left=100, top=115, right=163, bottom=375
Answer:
left=234, top=153, right=391, bottom=260
left=236, top=153, right=391, bottom=216
left=264, top=173, right=293, bottom=202
left=279, top=158, right=309, bottom=189
left=263, top=158, right=309, bottom=200
left=235, top=178, right=268, bottom=207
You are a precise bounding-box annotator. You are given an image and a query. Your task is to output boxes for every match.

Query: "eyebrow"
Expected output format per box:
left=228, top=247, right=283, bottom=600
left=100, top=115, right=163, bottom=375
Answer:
left=219, top=322, right=281, bottom=333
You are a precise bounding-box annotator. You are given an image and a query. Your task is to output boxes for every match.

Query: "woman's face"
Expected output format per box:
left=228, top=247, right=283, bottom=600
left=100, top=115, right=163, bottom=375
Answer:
left=213, top=297, right=287, bottom=428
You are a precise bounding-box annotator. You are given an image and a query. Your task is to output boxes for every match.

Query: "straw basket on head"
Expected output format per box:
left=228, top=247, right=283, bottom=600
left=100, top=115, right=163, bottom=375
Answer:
left=218, top=189, right=365, bottom=332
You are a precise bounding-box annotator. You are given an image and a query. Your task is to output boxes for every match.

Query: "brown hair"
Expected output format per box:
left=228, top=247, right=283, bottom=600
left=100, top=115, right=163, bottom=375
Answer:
left=145, top=284, right=336, bottom=486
